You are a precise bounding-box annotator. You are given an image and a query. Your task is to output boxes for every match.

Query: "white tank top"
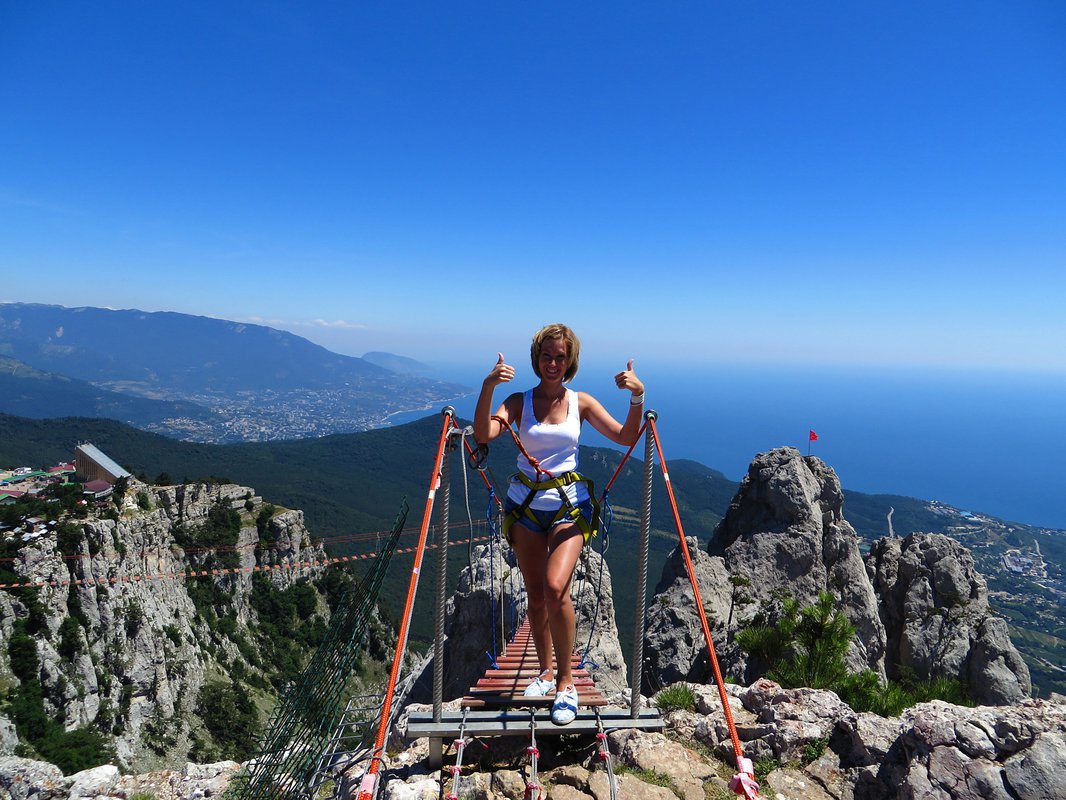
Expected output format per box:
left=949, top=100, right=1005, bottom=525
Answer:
left=507, top=388, right=589, bottom=510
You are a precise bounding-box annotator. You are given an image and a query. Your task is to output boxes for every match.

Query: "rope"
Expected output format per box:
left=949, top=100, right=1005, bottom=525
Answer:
left=492, top=414, right=552, bottom=479
left=593, top=708, right=619, bottom=800
left=444, top=707, right=471, bottom=800
left=459, top=426, right=477, bottom=564
left=646, top=416, right=760, bottom=799
left=525, top=707, right=542, bottom=800
left=485, top=489, right=500, bottom=669
left=577, top=492, right=611, bottom=670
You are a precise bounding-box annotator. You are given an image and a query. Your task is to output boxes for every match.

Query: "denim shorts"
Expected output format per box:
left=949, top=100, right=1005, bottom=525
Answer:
left=504, top=496, right=595, bottom=535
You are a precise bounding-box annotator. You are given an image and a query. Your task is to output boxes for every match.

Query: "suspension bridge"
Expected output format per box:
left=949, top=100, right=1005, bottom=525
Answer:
left=196, top=408, right=760, bottom=799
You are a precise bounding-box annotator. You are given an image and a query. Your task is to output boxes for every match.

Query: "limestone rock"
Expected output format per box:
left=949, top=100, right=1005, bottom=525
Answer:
left=642, top=537, right=733, bottom=690
left=867, top=533, right=1031, bottom=704
left=765, top=766, right=837, bottom=800
left=381, top=775, right=440, bottom=800
left=0, top=481, right=327, bottom=771
left=67, top=764, right=119, bottom=798
left=608, top=729, right=717, bottom=800
left=708, top=448, right=887, bottom=682
left=0, top=757, right=65, bottom=800
left=857, top=699, right=1066, bottom=799
left=645, top=448, right=887, bottom=688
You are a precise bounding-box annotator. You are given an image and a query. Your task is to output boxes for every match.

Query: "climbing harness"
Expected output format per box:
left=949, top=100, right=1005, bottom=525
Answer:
left=490, top=415, right=601, bottom=544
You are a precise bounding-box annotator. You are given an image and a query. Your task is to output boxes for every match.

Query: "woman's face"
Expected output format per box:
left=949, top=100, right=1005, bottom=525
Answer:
left=538, top=337, right=570, bottom=382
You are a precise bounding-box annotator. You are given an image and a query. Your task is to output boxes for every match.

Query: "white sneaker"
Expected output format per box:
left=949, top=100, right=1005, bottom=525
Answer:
left=551, top=685, right=579, bottom=725
left=523, top=670, right=556, bottom=698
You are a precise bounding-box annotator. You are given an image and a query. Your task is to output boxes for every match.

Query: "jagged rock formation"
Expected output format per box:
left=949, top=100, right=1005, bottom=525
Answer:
left=6, top=680, right=1066, bottom=799
left=405, top=540, right=627, bottom=703
left=644, top=447, right=1031, bottom=706
left=0, top=481, right=330, bottom=772
left=8, top=682, right=1065, bottom=799
left=867, top=533, right=1032, bottom=704
left=643, top=537, right=734, bottom=690
left=647, top=447, right=888, bottom=686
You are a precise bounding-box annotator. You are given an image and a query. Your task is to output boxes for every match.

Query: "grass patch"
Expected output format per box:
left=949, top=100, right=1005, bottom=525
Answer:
left=655, top=683, right=697, bottom=713
left=616, top=764, right=676, bottom=790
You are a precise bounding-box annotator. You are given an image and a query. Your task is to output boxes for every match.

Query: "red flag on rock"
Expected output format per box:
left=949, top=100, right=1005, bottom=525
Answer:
left=809, top=430, right=818, bottom=441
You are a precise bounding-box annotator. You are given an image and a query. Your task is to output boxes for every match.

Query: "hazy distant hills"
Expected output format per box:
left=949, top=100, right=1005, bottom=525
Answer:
left=0, top=356, right=219, bottom=427
left=361, top=351, right=435, bottom=376
left=0, top=303, right=469, bottom=442
left=0, top=302, right=386, bottom=391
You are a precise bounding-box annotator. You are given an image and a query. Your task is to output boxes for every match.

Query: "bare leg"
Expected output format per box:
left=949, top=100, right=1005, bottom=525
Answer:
left=510, top=523, right=553, bottom=678
left=544, top=522, right=583, bottom=691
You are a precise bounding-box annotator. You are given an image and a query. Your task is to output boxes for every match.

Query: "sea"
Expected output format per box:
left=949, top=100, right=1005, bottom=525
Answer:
left=390, top=361, right=1066, bottom=531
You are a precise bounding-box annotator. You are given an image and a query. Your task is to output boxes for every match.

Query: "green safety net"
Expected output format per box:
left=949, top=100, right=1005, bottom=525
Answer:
left=229, top=498, right=411, bottom=800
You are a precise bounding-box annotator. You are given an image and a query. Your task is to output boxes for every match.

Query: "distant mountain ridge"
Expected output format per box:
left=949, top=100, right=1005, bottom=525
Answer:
left=0, top=303, right=469, bottom=441
left=0, top=355, right=218, bottom=428
left=361, top=351, right=435, bottom=376
left=2, top=302, right=392, bottom=391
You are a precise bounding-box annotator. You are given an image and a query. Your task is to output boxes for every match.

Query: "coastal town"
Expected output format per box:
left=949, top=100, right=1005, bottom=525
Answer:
left=139, top=386, right=465, bottom=443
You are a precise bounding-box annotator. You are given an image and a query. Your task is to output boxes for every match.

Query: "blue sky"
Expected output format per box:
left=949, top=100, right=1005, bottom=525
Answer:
left=2, top=1, right=1064, bottom=372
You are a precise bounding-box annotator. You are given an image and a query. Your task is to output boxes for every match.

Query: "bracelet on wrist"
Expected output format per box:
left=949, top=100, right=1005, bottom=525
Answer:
left=630, top=392, right=645, bottom=406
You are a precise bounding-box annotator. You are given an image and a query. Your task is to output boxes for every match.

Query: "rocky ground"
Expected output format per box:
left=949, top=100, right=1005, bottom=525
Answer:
left=5, top=678, right=1062, bottom=800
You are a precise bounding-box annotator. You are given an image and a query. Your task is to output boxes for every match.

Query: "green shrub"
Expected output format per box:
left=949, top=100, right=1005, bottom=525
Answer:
left=801, top=737, right=828, bottom=765
left=655, top=684, right=697, bottom=713
left=737, top=592, right=854, bottom=691
left=256, top=505, right=278, bottom=540
left=58, top=617, right=84, bottom=659
left=738, top=593, right=977, bottom=717
left=36, top=726, right=116, bottom=775
left=197, top=680, right=259, bottom=761
left=56, top=523, right=84, bottom=559
left=8, top=623, right=39, bottom=680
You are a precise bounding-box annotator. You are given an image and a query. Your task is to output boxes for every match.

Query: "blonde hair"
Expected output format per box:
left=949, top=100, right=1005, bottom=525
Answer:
left=530, top=323, right=580, bottom=382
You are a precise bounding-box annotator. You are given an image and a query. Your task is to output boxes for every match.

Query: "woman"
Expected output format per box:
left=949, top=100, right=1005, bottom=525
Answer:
left=473, top=323, right=645, bottom=725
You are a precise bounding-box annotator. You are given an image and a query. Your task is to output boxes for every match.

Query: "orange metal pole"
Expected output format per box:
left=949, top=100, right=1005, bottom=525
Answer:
left=358, top=409, right=457, bottom=800
left=647, top=416, right=759, bottom=798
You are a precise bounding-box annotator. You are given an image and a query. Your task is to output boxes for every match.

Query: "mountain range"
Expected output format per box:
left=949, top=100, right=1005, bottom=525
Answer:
left=0, top=303, right=468, bottom=441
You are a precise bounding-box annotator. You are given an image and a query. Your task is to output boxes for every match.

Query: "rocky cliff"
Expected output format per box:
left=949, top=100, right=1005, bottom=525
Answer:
left=3, top=678, right=1064, bottom=800
left=644, top=447, right=1030, bottom=705
left=648, top=447, right=888, bottom=685
left=868, top=533, right=1032, bottom=704
left=0, top=480, right=336, bottom=772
